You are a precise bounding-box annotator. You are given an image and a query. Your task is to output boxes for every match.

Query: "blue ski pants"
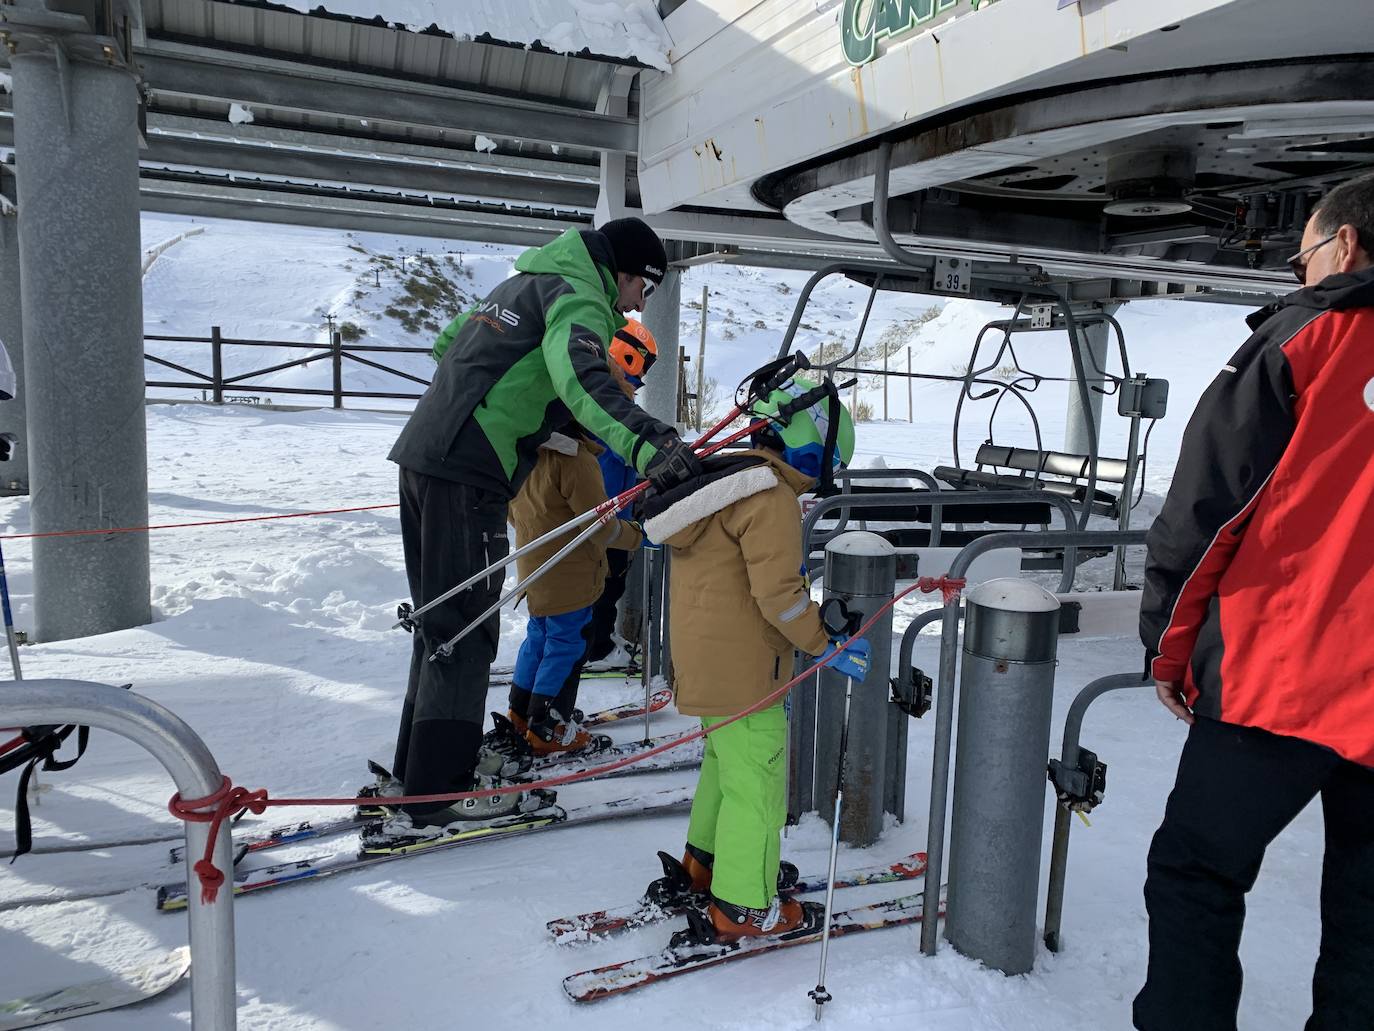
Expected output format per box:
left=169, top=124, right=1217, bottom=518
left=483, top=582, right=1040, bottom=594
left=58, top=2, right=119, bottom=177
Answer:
left=513, top=606, right=595, bottom=703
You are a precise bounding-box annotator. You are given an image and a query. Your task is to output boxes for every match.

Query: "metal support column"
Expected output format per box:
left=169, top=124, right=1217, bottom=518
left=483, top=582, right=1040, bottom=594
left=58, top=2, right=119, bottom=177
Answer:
left=0, top=679, right=237, bottom=1029
left=640, top=266, right=682, bottom=431
left=1064, top=310, right=1115, bottom=457
left=0, top=160, right=27, bottom=493
left=945, top=579, right=1061, bottom=975
left=814, top=531, right=898, bottom=846
left=10, top=40, right=151, bottom=641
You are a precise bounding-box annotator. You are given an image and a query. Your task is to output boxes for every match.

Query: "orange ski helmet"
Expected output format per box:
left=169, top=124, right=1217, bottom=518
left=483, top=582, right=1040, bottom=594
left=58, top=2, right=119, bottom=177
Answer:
left=610, top=319, right=658, bottom=380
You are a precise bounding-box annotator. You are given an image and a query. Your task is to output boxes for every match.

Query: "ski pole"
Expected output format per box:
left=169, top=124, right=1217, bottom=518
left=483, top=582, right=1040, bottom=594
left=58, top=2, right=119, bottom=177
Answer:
left=396, top=349, right=811, bottom=632
left=0, top=538, right=22, bottom=680
left=394, top=407, right=751, bottom=633
left=810, top=671, right=854, bottom=1022
left=641, top=548, right=652, bottom=744
left=432, top=418, right=768, bottom=659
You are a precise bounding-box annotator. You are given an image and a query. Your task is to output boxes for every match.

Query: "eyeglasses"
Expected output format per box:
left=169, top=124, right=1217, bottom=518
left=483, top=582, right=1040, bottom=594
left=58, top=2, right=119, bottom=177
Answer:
left=1285, top=234, right=1337, bottom=285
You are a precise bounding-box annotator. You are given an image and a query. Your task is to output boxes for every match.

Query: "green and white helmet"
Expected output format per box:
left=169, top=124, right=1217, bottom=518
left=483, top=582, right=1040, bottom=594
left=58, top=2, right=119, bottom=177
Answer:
left=750, top=375, right=855, bottom=480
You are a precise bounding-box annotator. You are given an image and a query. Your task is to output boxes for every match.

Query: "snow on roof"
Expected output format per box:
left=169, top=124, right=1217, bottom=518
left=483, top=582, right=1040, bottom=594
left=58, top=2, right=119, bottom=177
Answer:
left=267, top=0, right=672, bottom=70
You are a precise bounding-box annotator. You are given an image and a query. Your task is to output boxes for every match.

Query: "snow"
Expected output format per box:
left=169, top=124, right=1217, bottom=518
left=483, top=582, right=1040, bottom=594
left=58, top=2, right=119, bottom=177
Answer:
left=262, top=0, right=673, bottom=70
left=226, top=103, right=255, bottom=126
left=0, top=71, right=11, bottom=94
left=0, top=215, right=1326, bottom=1030
left=473, top=134, right=498, bottom=153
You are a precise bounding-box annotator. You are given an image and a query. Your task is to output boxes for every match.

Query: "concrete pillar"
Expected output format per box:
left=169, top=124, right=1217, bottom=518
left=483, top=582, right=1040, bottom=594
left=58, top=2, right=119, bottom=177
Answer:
left=0, top=160, right=26, bottom=493
left=945, top=579, right=1060, bottom=975
left=1063, top=312, right=1116, bottom=456
left=639, top=267, right=682, bottom=429
left=815, top=531, right=898, bottom=847
left=11, top=48, right=151, bottom=641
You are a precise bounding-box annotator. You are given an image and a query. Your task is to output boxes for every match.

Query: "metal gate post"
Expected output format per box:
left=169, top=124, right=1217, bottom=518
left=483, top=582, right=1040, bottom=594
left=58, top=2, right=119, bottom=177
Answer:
left=814, top=531, right=897, bottom=846
left=10, top=36, right=151, bottom=641
left=0, top=679, right=237, bottom=1029
left=0, top=160, right=28, bottom=494
left=944, top=579, right=1060, bottom=975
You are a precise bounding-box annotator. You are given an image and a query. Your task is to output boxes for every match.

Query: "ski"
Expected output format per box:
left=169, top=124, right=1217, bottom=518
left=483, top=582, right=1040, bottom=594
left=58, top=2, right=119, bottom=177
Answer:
left=156, top=787, right=693, bottom=912
left=563, top=889, right=945, bottom=1003
left=547, top=851, right=927, bottom=944
left=0, top=947, right=190, bottom=1030
left=490, top=667, right=641, bottom=687
left=578, top=687, right=672, bottom=727
left=169, top=728, right=699, bottom=866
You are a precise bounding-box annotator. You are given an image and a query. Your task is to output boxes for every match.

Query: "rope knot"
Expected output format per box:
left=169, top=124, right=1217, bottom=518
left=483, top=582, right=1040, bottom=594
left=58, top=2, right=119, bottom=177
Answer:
left=916, top=575, right=967, bottom=604
left=168, top=776, right=270, bottom=904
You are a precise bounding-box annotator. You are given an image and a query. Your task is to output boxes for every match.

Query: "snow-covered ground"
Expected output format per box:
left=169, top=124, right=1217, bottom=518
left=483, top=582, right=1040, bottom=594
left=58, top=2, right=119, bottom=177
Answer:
left=0, top=217, right=1323, bottom=1030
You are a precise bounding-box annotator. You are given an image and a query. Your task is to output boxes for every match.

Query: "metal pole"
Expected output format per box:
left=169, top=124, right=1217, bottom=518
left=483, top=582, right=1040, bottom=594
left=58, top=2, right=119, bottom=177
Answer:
left=1043, top=671, right=1149, bottom=952
left=920, top=528, right=1147, bottom=956
left=816, top=531, right=896, bottom=845
left=809, top=675, right=854, bottom=1021
left=944, top=579, right=1060, bottom=975
left=12, top=45, right=151, bottom=642
left=695, top=284, right=707, bottom=432
left=0, top=160, right=28, bottom=494
left=0, top=540, right=23, bottom=679
left=641, top=549, right=652, bottom=744
left=1114, top=405, right=1143, bottom=590
left=641, top=267, right=682, bottom=432
left=0, top=680, right=236, bottom=1029
left=1064, top=312, right=1113, bottom=458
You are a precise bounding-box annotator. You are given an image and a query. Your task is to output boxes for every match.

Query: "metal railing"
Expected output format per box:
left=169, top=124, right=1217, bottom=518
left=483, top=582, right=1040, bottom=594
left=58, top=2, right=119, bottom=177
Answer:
left=145, top=327, right=432, bottom=409
left=919, top=529, right=1148, bottom=956
left=802, top=490, right=1083, bottom=594
left=1, top=680, right=236, bottom=1029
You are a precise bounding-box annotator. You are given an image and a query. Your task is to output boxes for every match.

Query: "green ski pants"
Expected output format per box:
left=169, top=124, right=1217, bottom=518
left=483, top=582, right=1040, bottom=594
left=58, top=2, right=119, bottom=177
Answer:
left=685, top=703, right=787, bottom=910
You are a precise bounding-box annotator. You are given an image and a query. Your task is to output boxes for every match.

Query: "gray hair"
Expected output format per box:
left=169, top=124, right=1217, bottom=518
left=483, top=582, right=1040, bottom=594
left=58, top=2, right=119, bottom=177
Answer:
left=1313, top=172, right=1374, bottom=255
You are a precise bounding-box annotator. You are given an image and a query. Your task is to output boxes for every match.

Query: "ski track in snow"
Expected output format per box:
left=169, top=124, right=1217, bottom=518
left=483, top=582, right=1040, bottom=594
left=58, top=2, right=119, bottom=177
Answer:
left=0, top=217, right=1319, bottom=1030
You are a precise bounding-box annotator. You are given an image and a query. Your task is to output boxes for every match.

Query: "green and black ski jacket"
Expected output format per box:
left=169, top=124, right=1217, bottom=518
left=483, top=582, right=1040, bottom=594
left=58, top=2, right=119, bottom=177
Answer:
left=388, top=229, right=676, bottom=500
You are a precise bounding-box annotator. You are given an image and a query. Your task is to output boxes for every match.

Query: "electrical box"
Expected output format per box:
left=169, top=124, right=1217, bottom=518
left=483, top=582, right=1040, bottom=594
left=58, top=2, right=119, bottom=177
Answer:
left=1118, top=375, right=1169, bottom=419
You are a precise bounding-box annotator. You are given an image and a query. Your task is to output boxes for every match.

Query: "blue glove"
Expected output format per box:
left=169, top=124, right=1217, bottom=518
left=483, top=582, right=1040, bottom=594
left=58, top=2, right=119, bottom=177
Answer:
left=819, top=637, right=871, bottom=682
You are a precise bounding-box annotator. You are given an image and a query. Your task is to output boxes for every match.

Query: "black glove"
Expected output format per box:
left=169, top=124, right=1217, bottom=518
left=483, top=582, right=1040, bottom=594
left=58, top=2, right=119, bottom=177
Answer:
left=644, top=437, right=703, bottom=494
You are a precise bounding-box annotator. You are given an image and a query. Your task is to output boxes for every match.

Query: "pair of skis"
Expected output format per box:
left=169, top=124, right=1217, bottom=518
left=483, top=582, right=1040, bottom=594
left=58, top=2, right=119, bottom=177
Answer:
left=555, top=853, right=943, bottom=1003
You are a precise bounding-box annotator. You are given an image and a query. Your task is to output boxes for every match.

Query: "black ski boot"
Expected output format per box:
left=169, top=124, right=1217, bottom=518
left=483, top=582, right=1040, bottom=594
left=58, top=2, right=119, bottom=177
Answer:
left=477, top=712, right=534, bottom=778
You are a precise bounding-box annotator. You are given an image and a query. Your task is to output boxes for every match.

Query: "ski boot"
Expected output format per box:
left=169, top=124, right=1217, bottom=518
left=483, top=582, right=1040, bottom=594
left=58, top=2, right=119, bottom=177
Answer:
left=366, top=773, right=558, bottom=842
left=670, top=896, right=825, bottom=951
left=645, top=845, right=799, bottom=907
left=477, top=712, right=535, bottom=778
left=525, top=698, right=609, bottom=757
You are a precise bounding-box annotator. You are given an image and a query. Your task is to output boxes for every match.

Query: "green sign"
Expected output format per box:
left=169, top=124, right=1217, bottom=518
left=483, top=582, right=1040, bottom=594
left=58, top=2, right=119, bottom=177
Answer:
left=841, top=0, right=997, bottom=67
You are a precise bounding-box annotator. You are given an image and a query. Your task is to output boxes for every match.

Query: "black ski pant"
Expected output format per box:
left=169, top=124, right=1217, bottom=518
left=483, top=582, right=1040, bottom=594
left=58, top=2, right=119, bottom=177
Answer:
left=1134, top=716, right=1374, bottom=1031
left=393, top=468, right=508, bottom=814
left=585, top=547, right=631, bottom=663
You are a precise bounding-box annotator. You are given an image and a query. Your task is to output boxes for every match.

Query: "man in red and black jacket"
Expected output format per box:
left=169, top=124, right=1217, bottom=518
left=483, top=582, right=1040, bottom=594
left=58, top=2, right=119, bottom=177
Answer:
left=1135, top=173, right=1374, bottom=1031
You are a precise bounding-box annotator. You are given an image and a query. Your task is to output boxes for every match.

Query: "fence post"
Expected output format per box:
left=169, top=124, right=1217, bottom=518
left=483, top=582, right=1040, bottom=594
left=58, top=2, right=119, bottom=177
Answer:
left=331, top=331, right=343, bottom=410
left=211, top=325, right=223, bottom=405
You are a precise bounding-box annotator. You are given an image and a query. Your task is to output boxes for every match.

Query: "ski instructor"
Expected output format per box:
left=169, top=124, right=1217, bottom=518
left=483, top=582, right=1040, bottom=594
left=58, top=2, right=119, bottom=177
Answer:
left=386, top=218, right=700, bottom=829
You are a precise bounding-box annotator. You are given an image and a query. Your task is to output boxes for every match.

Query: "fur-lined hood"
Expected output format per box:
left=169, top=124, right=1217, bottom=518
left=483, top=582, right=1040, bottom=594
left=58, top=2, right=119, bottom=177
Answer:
left=643, top=448, right=814, bottom=548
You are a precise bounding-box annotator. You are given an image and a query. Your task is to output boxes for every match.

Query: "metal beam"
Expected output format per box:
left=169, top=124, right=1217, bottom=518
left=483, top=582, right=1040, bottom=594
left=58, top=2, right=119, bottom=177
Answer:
left=137, top=44, right=640, bottom=153
left=140, top=134, right=597, bottom=210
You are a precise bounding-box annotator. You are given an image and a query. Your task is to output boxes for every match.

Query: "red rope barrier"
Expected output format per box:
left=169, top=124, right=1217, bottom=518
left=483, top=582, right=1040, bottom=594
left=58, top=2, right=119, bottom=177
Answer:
left=167, top=575, right=966, bottom=903
left=0, top=504, right=399, bottom=541
left=0, top=732, right=26, bottom=759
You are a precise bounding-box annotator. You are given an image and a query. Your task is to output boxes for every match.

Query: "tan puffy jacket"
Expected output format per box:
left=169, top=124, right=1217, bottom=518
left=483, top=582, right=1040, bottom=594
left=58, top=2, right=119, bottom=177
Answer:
left=645, top=449, right=830, bottom=718
left=509, top=433, right=642, bottom=617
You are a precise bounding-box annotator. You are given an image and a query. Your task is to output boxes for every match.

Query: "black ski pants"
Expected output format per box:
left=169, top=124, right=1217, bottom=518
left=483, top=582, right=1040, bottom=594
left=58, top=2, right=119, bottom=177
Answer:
left=393, top=468, right=508, bottom=809
left=585, top=547, right=632, bottom=663
left=1134, top=716, right=1374, bottom=1031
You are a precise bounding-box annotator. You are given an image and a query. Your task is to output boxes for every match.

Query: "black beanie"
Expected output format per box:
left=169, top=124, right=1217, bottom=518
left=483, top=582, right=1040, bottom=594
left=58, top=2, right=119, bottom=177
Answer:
left=598, top=217, right=667, bottom=284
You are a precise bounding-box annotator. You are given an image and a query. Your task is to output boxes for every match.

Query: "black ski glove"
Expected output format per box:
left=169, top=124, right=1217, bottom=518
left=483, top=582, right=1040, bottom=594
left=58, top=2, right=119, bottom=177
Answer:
left=644, top=436, right=703, bottom=494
